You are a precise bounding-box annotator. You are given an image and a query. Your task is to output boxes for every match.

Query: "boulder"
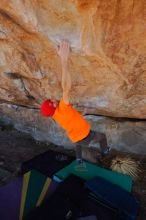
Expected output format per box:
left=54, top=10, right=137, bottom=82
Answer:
left=0, top=0, right=146, bottom=118
left=1, top=103, right=146, bottom=155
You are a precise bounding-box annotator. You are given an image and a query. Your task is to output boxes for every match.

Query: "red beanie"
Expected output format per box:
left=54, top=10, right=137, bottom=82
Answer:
left=40, top=99, right=56, bottom=117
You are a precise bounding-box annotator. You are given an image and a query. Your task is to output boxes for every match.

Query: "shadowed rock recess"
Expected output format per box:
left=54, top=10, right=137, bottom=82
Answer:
left=0, top=0, right=146, bottom=154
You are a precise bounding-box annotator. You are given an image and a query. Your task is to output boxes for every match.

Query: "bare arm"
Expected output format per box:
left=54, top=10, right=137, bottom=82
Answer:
left=61, top=61, right=71, bottom=105
left=58, top=40, right=71, bottom=105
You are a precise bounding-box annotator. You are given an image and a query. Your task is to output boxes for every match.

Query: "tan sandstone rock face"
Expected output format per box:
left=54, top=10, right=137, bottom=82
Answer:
left=0, top=0, right=146, bottom=118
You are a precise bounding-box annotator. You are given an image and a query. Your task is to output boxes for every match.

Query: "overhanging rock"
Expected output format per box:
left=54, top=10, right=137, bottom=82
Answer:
left=0, top=103, right=146, bottom=155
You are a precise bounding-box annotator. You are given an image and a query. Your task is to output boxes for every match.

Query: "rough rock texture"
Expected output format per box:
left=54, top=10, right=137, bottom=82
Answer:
left=0, top=0, right=146, bottom=118
left=1, top=103, right=146, bottom=155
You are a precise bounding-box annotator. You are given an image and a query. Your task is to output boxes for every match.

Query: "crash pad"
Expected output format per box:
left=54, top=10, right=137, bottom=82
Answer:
left=21, top=150, right=74, bottom=177
left=85, top=176, right=139, bottom=220
left=0, top=171, right=59, bottom=220
left=27, top=175, right=128, bottom=220
left=19, top=170, right=58, bottom=220
left=0, top=177, right=22, bottom=220
left=53, top=160, right=132, bottom=192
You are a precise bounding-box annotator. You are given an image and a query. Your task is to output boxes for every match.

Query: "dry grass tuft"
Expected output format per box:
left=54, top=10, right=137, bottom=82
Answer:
left=110, top=156, right=140, bottom=180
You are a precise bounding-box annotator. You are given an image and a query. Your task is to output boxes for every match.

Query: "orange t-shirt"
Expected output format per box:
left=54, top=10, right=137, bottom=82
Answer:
left=52, top=100, right=91, bottom=143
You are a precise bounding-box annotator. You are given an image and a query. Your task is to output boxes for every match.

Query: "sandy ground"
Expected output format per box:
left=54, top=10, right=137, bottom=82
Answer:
left=0, top=123, right=146, bottom=220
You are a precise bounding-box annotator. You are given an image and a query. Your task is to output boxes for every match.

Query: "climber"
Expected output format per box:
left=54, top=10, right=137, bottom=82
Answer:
left=40, top=40, right=110, bottom=164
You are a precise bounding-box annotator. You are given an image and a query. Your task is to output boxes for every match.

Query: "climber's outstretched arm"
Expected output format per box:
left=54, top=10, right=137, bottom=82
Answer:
left=57, top=40, right=71, bottom=105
